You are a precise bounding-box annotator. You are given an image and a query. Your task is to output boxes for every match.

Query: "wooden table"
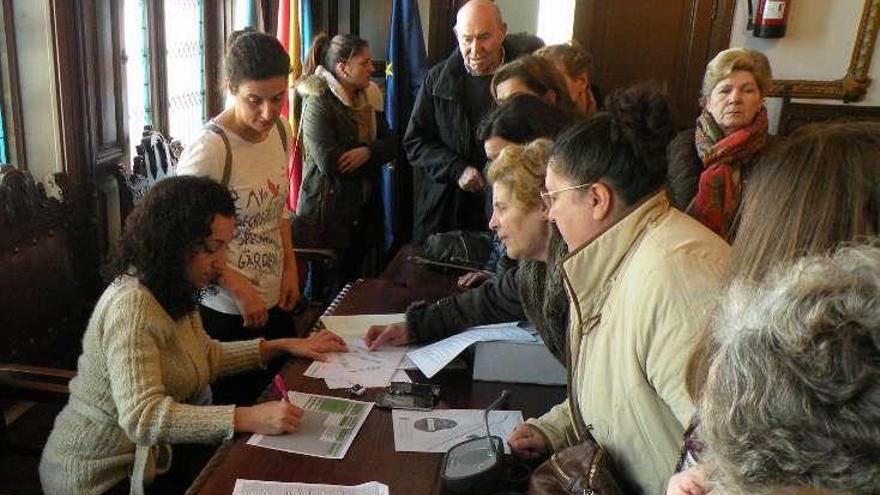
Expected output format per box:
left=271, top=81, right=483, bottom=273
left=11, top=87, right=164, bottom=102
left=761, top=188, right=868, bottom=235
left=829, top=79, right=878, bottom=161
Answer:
left=188, top=270, right=566, bottom=494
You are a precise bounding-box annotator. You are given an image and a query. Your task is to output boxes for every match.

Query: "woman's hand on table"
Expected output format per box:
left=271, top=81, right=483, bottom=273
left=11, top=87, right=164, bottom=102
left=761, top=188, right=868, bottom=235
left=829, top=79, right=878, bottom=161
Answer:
left=364, top=323, right=411, bottom=350
left=289, top=330, right=348, bottom=360
left=260, top=330, right=348, bottom=363
left=235, top=400, right=303, bottom=434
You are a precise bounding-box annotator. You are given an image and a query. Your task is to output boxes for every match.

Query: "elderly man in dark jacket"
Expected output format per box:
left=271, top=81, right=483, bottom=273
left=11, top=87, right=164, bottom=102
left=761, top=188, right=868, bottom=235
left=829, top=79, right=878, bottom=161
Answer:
left=405, top=0, right=541, bottom=243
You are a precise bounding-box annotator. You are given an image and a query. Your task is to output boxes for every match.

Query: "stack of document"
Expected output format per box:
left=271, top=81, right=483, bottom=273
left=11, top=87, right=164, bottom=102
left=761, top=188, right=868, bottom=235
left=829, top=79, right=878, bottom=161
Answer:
left=234, top=480, right=388, bottom=495
left=405, top=322, right=538, bottom=378
left=305, top=314, right=412, bottom=389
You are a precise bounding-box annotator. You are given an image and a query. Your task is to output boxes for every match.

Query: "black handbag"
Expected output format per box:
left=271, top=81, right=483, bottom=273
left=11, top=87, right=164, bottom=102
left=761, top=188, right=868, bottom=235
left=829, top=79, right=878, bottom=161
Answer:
left=422, top=230, right=492, bottom=270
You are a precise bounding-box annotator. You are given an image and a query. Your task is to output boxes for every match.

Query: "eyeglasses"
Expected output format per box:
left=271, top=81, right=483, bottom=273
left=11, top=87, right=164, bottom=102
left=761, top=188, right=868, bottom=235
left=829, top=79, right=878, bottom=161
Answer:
left=540, top=182, right=593, bottom=207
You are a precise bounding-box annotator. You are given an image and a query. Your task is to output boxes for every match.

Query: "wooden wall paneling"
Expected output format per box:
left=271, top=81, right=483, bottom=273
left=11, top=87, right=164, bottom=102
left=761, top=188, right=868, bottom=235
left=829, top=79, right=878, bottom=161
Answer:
left=350, top=0, right=360, bottom=35
left=311, top=0, right=323, bottom=38
left=427, top=0, right=464, bottom=66
left=573, top=0, right=736, bottom=129
left=203, top=0, right=227, bottom=119
left=0, top=0, right=26, bottom=168
left=49, top=0, right=101, bottom=296
left=93, top=0, right=126, bottom=169
left=778, top=97, right=880, bottom=135
left=328, top=0, right=338, bottom=37
left=79, top=0, right=126, bottom=260
left=146, top=0, right=168, bottom=135
left=260, top=0, right=277, bottom=33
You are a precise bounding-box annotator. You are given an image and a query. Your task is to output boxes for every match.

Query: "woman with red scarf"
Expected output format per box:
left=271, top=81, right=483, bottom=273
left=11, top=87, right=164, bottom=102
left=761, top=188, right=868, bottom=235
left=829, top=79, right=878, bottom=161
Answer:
left=667, top=47, right=773, bottom=240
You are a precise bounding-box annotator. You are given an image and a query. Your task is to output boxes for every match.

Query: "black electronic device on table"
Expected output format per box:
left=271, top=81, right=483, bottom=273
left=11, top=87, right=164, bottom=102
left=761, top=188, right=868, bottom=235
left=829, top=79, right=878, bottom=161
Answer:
left=441, top=390, right=511, bottom=494
left=375, top=382, right=441, bottom=411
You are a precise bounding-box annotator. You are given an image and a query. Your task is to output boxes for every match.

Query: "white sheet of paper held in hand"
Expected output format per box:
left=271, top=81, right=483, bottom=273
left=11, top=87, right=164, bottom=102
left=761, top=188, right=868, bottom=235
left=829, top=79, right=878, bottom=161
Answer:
left=320, top=313, right=405, bottom=337
left=405, top=322, right=537, bottom=378
left=305, top=336, right=409, bottom=389
left=232, top=479, right=389, bottom=495
left=392, top=409, right=524, bottom=453
left=247, top=392, right=373, bottom=459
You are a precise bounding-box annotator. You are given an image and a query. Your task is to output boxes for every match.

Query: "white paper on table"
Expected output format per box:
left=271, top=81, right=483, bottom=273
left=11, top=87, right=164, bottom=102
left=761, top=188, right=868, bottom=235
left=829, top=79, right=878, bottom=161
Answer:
left=247, top=392, right=373, bottom=459
left=398, top=355, right=419, bottom=370
left=323, top=369, right=412, bottom=389
left=390, top=369, right=412, bottom=383
left=320, top=313, right=406, bottom=337
left=405, top=322, right=537, bottom=378
left=233, top=479, right=389, bottom=495
left=305, top=337, right=408, bottom=389
left=392, top=409, right=523, bottom=453
left=322, top=369, right=399, bottom=389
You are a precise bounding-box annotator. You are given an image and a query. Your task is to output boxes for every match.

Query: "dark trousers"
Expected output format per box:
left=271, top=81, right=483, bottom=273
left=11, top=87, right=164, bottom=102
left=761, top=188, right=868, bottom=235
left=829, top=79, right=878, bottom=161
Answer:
left=199, top=304, right=295, bottom=406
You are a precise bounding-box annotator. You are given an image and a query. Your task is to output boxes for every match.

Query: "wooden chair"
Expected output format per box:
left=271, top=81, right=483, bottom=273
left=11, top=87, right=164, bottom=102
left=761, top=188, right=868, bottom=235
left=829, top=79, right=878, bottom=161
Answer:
left=0, top=167, right=90, bottom=443
left=120, top=125, right=181, bottom=219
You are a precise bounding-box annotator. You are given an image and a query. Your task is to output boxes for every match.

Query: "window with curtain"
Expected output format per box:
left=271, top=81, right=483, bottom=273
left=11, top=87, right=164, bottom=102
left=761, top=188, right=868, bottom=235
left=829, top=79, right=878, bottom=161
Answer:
left=124, top=0, right=207, bottom=158
left=124, top=0, right=150, bottom=158
left=165, top=0, right=205, bottom=146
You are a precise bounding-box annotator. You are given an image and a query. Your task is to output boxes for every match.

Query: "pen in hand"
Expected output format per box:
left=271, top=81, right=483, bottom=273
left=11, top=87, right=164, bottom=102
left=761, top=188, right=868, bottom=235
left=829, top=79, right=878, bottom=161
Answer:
left=273, top=374, right=291, bottom=403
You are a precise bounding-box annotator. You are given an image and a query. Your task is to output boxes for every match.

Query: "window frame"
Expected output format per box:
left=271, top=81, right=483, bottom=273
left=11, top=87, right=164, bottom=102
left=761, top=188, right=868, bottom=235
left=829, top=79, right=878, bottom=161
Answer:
left=0, top=0, right=27, bottom=169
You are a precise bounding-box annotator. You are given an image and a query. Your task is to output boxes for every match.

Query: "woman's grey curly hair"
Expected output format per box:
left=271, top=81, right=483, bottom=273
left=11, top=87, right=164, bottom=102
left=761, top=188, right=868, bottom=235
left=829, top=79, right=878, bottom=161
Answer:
left=701, top=244, right=880, bottom=495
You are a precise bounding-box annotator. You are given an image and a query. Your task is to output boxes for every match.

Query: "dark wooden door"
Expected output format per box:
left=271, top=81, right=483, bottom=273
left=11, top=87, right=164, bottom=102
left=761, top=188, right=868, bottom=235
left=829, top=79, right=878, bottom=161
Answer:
left=574, top=0, right=735, bottom=128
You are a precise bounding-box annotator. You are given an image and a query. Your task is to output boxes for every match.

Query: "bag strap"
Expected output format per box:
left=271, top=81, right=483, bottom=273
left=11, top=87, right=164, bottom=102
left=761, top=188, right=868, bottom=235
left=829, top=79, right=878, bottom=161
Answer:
left=565, top=321, right=593, bottom=442
left=275, top=118, right=288, bottom=153
left=205, top=119, right=290, bottom=188
left=204, top=122, right=234, bottom=188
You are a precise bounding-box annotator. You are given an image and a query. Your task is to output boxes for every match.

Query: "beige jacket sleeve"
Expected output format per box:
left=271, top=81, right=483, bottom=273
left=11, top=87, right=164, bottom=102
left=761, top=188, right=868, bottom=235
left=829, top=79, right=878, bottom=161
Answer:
left=526, top=399, right=576, bottom=452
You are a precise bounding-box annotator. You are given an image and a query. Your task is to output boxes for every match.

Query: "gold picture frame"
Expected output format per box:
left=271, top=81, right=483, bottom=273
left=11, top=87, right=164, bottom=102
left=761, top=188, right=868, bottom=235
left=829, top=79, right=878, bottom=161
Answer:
left=767, top=0, right=880, bottom=102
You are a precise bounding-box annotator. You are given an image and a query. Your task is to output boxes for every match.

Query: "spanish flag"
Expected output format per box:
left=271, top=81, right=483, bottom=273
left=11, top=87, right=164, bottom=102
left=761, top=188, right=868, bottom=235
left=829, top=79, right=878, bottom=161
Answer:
left=277, top=0, right=303, bottom=212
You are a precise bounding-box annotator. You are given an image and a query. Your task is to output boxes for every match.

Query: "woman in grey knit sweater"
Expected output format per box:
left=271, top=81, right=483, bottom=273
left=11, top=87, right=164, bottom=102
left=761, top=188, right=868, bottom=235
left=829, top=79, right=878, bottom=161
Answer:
left=39, top=177, right=346, bottom=495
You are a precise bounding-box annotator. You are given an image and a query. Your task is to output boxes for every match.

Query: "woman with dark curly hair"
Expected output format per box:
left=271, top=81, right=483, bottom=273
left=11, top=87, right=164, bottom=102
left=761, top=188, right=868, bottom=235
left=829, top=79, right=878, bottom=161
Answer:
left=39, top=176, right=346, bottom=495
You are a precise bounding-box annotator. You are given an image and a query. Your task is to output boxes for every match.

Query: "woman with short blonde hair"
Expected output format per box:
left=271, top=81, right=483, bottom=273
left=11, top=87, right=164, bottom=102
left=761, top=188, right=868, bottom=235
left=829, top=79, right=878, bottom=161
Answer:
left=486, top=139, right=551, bottom=211
left=667, top=47, right=774, bottom=240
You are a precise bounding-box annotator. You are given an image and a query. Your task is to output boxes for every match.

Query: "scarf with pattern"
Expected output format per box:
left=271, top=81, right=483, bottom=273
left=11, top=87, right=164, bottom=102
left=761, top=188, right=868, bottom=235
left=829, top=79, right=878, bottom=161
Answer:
left=688, top=107, right=769, bottom=240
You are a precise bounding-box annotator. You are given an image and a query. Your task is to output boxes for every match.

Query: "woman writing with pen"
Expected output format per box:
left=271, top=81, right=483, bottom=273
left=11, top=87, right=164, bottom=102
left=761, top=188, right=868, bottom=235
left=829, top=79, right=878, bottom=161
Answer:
left=39, top=177, right=347, bottom=495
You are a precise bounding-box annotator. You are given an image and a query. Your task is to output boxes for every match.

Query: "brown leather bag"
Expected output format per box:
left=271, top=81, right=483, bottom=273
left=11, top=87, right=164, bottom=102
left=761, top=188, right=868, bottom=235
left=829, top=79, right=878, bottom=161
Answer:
left=528, top=318, right=627, bottom=495
left=528, top=432, right=622, bottom=494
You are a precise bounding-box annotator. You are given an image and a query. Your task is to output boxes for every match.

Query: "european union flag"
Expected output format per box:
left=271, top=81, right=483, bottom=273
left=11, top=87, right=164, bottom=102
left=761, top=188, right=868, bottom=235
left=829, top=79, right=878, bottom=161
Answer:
left=300, top=0, right=314, bottom=64
left=383, top=0, right=427, bottom=250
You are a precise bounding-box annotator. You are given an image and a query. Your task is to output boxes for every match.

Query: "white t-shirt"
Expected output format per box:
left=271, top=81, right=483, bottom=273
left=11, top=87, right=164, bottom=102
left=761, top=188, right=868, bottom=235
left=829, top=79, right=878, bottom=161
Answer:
left=176, top=122, right=290, bottom=315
